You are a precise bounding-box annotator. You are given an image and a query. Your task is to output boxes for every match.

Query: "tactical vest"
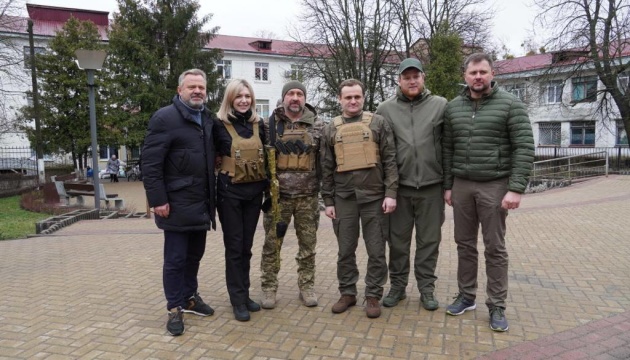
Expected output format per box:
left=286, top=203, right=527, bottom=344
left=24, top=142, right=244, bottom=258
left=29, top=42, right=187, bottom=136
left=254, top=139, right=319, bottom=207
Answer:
left=333, top=112, right=379, bottom=172
left=276, top=123, right=316, bottom=172
left=220, top=123, right=266, bottom=183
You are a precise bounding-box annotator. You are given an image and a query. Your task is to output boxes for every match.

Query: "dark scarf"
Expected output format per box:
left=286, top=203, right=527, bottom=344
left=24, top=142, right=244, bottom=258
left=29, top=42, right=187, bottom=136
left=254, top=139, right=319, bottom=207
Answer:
left=230, top=109, right=253, bottom=124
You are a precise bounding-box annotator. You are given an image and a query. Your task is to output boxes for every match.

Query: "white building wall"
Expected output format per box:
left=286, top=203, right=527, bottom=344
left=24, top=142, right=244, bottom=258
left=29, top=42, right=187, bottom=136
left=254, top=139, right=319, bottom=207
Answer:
left=498, top=72, right=623, bottom=148
left=0, top=35, right=48, bottom=148
left=221, top=51, right=310, bottom=118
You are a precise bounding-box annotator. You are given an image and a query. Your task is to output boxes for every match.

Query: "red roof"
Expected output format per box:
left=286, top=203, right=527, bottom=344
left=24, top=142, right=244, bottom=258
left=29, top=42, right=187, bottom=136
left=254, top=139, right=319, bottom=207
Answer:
left=207, top=34, right=403, bottom=64
left=207, top=35, right=306, bottom=56
left=495, top=54, right=552, bottom=75
left=0, top=5, right=109, bottom=40
left=496, top=42, right=630, bottom=75
left=27, top=4, right=109, bottom=26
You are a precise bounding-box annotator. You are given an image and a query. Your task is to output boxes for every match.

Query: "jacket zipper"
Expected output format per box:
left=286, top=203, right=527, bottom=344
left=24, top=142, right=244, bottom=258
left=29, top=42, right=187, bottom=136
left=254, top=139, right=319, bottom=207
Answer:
left=411, top=102, right=421, bottom=189
left=467, top=102, right=477, bottom=178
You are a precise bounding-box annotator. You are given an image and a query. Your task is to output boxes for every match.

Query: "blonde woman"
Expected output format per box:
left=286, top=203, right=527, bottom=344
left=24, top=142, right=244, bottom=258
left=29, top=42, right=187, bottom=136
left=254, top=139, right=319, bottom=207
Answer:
left=214, top=79, right=268, bottom=321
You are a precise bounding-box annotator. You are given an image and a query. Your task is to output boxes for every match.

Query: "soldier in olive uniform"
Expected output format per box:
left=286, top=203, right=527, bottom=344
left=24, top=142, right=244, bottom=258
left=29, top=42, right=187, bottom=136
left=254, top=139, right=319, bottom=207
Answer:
left=320, top=79, right=398, bottom=319
left=260, top=81, right=324, bottom=309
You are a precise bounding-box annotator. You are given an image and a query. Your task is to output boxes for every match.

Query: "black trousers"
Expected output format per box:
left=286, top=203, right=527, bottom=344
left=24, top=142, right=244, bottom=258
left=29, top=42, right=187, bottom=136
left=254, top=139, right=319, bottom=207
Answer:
left=163, top=230, right=207, bottom=310
left=217, top=193, right=263, bottom=306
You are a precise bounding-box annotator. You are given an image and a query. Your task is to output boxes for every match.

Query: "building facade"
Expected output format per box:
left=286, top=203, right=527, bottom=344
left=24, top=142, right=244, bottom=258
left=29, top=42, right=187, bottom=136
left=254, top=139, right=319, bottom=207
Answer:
left=0, top=4, right=314, bottom=165
left=495, top=51, right=629, bottom=149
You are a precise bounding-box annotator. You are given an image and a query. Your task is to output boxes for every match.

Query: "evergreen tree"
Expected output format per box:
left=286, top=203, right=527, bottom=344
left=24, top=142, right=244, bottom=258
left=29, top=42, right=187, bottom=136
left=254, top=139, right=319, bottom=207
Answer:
left=425, top=24, right=463, bottom=100
left=106, top=0, right=221, bottom=148
left=19, top=17, right=104, bottom=168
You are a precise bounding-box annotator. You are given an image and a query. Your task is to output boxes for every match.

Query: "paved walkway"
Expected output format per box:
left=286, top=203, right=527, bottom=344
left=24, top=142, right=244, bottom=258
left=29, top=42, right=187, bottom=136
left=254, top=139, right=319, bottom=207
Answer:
left=1, top=176, right=629, bottom=359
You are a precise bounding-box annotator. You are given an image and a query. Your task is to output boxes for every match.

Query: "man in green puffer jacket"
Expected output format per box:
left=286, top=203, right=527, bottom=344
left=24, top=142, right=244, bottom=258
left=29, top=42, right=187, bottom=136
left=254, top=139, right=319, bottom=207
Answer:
left=376, top=58, right=447, bottom=311
left=442, top=53, right=534, bottom=332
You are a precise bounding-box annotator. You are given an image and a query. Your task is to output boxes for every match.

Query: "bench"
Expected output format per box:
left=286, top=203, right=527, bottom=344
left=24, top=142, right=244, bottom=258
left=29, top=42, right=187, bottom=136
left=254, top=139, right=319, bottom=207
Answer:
left=62, top=182, right=125, bottom=209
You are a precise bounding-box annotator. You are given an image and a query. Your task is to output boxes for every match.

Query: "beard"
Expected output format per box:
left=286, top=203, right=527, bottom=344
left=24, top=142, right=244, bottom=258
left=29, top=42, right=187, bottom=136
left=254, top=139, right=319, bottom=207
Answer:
left=184, top=96, right=206, bottom=109
left=469, top=82, right=490, bottom=95
left=286, top=103, right=304, bottom=114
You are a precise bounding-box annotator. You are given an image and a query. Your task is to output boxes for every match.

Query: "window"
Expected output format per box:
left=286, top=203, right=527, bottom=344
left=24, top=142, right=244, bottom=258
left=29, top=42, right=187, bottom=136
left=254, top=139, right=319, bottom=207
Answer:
left=99, top=145, right=119, bottom=160
left=617, top=120, right=628, bottom=146
left=129, top=146, right=141, bottom=159
left=570, top=121, right=595, bottom=146
left=23, top=46, right=46, bottom=69
left=24, top=93, right=33, bottom=107
left=571, top=76, right=597, bottom=102
left=545, top=81, right=563, bottom=104
left=538, top=122, right=561, bottom=146
left=255, top=100, right=270, bottom=120
left=619, top=72, right=629, bottom=94
left=255, top=62, right=269, bottom=81
left=216, top=60, right=232, bottom=79
left=290, top=64, right=303, bottom=81
left=505, top=83, right=526, bottom=101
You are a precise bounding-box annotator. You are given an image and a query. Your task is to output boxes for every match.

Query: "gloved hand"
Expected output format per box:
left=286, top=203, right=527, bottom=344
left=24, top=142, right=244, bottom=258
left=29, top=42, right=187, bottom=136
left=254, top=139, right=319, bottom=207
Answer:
left=261, top=197, right=272, bottom=213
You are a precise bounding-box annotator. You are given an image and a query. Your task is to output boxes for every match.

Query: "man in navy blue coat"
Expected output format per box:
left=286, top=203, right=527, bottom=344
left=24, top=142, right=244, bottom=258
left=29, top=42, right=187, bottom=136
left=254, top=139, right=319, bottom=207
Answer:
left=142, top=69, right=216, bottom=336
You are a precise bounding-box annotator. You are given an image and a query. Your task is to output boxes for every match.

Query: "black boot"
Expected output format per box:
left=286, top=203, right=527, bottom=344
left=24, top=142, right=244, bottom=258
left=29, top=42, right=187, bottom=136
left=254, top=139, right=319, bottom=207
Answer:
left=233, top=304, right=250, bottom=321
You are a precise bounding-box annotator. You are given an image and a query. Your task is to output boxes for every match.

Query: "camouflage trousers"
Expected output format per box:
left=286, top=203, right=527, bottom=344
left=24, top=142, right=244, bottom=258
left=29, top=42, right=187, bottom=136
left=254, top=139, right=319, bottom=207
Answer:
left=261, top=195, right=319, bottom=292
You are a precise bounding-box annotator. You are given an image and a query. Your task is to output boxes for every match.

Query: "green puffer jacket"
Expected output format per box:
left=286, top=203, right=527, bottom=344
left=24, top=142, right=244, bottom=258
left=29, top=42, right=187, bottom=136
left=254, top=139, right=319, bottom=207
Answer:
left=442, top=82, right=534, bottom=193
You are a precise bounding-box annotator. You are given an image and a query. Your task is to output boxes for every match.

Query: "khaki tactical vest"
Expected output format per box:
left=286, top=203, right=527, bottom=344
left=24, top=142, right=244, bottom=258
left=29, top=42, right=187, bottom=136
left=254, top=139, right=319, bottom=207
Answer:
left=220, top=123, right=266, bottom=183
left=277, top=124, right=316, bottom=172
left=333, top=112, right=379, bottom=172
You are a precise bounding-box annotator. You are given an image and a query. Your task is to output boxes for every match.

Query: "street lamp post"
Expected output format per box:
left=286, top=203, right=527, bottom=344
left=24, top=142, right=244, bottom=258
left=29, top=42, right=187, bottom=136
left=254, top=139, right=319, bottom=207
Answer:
left=75, top=49, right=107, bottom=213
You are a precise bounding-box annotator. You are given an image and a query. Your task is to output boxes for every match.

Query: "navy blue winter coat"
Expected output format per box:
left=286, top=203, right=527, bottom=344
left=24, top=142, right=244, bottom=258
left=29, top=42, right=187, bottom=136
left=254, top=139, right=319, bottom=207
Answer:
left=142, top=96, right=216, bottom=231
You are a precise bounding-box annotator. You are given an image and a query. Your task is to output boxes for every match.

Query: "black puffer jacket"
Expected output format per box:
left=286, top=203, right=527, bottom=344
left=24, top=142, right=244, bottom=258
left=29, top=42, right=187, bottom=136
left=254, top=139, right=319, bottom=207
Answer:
left=142, top=96, right=216, bottom=231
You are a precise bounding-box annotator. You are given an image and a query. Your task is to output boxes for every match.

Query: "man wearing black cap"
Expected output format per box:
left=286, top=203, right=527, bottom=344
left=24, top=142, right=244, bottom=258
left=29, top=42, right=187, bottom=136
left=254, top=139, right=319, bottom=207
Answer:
left=376, top=58, right=447, bottom=311
left=260, top=80, right=323, bottom=309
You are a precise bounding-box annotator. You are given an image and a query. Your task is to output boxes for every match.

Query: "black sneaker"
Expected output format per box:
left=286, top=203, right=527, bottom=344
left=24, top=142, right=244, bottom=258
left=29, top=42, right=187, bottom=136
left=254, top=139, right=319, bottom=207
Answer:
left=489, top=307, right=509, bottom=332
left=183, top=293, right=214, bottom=316
left=166, top=306, right=185, bottom=336
left=233, top=304, right=250, bottom=321
left=246, top=298, right=261, bottom=312
left=445, top=293, right=476, bottom=315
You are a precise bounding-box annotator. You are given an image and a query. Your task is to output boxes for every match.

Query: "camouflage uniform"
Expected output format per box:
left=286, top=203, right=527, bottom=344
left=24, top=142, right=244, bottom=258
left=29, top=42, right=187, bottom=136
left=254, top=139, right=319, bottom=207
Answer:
left=261, top=104, right=323, bottom=292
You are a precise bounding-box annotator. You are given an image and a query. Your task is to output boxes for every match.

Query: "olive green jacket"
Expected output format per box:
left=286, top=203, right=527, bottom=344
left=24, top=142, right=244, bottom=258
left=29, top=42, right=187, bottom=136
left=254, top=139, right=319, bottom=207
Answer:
left=376, top=87, right=447, bottom=189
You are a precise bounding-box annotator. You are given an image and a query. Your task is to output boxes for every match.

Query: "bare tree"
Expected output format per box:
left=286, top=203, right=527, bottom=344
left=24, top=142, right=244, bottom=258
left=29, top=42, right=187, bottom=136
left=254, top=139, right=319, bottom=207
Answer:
left=534, top=0, right=630, bottom=140
left=388, top=0, right=495, bottom=61
left=0, top=0, right=27, bottom=141
left=291, top=0, right=396, bottom=115
left=253, top=30, right=278, bottom=39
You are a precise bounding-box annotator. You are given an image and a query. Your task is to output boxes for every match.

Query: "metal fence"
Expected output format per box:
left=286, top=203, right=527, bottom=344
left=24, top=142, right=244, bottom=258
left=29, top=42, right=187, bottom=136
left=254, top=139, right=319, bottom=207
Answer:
left=527, top=147, right=630, bottom=193
left=0, top=147, right=37, bottom=176
left=535, top=146, right=630, bottom=173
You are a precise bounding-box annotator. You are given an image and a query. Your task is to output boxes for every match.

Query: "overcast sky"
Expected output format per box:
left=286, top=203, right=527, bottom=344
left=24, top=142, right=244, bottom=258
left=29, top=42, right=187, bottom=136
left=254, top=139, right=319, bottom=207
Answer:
left=23, top=0, right=540, bottom=57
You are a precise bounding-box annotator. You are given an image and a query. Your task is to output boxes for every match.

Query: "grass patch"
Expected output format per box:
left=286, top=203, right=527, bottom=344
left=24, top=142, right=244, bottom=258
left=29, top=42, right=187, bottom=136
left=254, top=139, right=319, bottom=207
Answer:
left=0, top=196, right=50, bottom=240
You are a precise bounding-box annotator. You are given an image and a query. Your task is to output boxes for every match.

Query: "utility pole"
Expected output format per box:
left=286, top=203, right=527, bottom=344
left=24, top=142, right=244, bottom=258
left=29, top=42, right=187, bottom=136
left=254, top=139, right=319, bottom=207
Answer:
left=28, top=19, right=44, bottom=182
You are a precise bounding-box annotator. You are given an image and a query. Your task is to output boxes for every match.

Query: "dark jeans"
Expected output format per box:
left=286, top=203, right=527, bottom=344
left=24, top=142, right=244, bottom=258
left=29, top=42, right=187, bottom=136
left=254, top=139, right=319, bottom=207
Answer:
left=452, top=177, right=509, bottom=309
left=163, top=230, right=207, bottom=310
left=217, top=193, right=263, bottom=306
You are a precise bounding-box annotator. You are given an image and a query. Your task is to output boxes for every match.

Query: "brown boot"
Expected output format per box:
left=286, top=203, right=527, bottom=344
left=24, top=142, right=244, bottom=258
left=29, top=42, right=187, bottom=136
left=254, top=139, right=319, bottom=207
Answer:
left=365, top=296, right=381, bottom=318
left=331, top=295, right=357, bottom=313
